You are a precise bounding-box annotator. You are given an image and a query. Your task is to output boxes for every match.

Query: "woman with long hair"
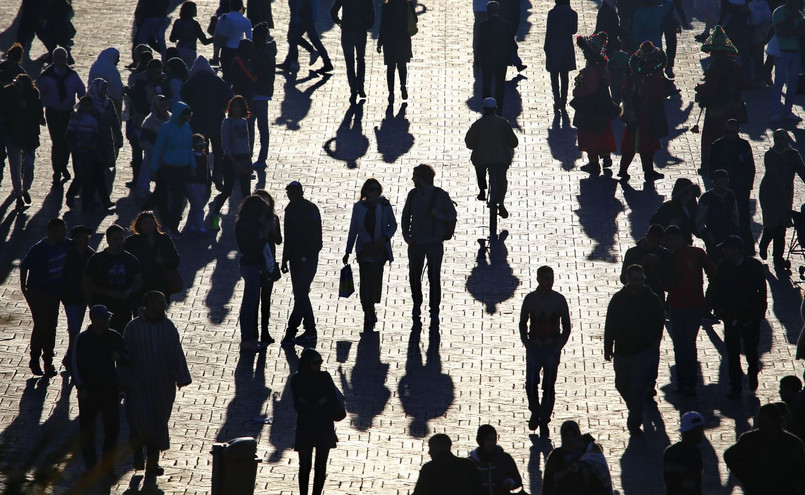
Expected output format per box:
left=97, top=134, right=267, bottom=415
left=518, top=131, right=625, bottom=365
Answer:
left=0, top=73, right=43, bottom=209
left=253, top=189, right=282, bottom=343
left=377, top=0, right=415, bottom=103
left=124, top=211, right=181, bottom=307
left=235, top=195, right=271, bottom=351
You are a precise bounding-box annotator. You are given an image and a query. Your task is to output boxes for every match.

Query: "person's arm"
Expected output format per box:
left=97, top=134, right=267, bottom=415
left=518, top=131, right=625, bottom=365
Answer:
left=19, top=267, right=29, bottom=297
left=330, top=0, right=343, bottom=25
left=401, top=191, right=412, bottom=244
left=160, top=235, right=181, bottom=268
left=518, top=296, right=530, bottom=345
left=464, top=121, right=478, bottom=150
left=281, top=211, right=291, bottom=268
left=344, top=204, right=359, bottom=263
left=793, top=151, right=805, bottom=184
left=194, top=20, right=213, bottom=44
left=506, top=123, right=518, bottom=149
left=603, top=295, right=618, bottom=361
left=74, top=73, right=86, bottom=98
left=150, top=123, right=169, bottom=174
left=383, top=201, right=398, bottom=239
left=694, top=200, right=708, bottom=237
left=558, top=294, right=572, bottom=349
left=169, top=19, right=180, bottom=42
left=220, top=118, right=232, bottom=156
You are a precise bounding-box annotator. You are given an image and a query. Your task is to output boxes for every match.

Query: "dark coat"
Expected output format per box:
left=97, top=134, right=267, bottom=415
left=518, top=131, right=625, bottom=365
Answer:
left=759, top=148, right=805, bottom=229
left=291, top=370, right=341, bottom=450
left=378, top=0, right=414, bottom=65
left=711, top=256, right=767, bottom=324
left=253, top=40, right=277, bottom=98
left=707, top=136, right=755, bottom=195
left=180, top=70, right=233, bottom=137
left=412, top=451, right=483, bottom=495
left=0, top=84, right=43, bottom=150
left=123, top=232, right=180, bottom=297
left=330, top=0, right=375, bottom=32
left=544, top=4, right=577, bottom=73
left=477, top=15, right=515, bottom=68
left=595, top=1, right=621, bottom=41
left=498, top=0, right=521, bottom=35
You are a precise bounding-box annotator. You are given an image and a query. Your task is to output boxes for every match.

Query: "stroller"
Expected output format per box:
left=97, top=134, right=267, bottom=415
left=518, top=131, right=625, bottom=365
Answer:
left=788, top=205, right=805, bottom=279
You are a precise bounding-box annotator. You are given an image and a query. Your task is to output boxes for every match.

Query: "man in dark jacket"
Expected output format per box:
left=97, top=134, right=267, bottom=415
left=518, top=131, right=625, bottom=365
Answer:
left=476, top=1, right=516, bottom=116
left=331, top=0, right=374, bottom=103
left=281, top=181, right=322, bottom=345
left=620, top=224, right=670, bottom=303
left=696, top=169, right=739, bottom=264
left=711, top=235, right=767, bottom=398
left=706, top=119, right=755, bottom=251
left=413, top=434, right=483, bottom=495
left=604, top=264, right=665, bottom=436
left=465, top=97, right=518, bottom=217
left=251, top=22, right=275, bottom=169
left=469, top=425, right=523, bottom=495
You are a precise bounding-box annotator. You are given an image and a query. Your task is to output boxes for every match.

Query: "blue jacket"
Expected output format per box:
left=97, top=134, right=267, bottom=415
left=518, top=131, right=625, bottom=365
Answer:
left=151, top=101, right=194, bottom=172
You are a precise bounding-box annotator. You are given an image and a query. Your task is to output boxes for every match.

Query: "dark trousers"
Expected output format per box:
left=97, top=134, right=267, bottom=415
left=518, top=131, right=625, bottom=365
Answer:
left=549, top=71, right=569, bottom=106
left=45, top=108, right=72, bottom=177
left=614, top=347, right=656, bottom=429
left=220, top=46, right=237, bottom=80
left=669, top=307, right=702, bottom=390
left=78, top=388, right=120, bottom=469
left=259, top=275, right=274, bottom=339
left=408, top=242, right=444, bottom=317
left=724, top=319, right=760, bottom=389
left=287, top=255, right=318, bottom=334
left=473, top=163, right=509, bottom=204
left=155, top=166, right=188, bottom=230
left=664, top=27, right=678, bottom=68
left=759, top=225, right=786, bottom=260
left=26, top=288, right=60, bottom=365
left=386, top=62, right=407, bottom=93
left=341, top=30, right=367, bottom=94
left=286, top=18, right=331, bottom=65
left=67, top=157, right=112, bottom=207
left=735, top=190, right=753, bottom=251
left=297, top=445, right=330, bottom=495
left=525, top=344, right=560, bottom=426
left=211, top=159, right=251, bottom=215
left=482, top=64, right=507, bottom=115
left=358, top=261, right=384, bottom=316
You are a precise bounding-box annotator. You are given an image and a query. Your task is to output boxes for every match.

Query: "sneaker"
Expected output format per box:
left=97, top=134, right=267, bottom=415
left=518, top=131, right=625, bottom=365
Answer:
left=771, top=113, right=782, bottom=122
left=43, top=364, right=56, bottom=376
left=358, top=88, right=366, bottom=98
left=29, top=360, right=43, bottom=376
left=240, top=340, right=266, bottom=352
left=477, top=190, right=486, bottom=201
left=295, top=333, right=318, bottom=344
left=498, top=204, right=509, bottom=218
left=211, top=215, right=221, bottom=231
left=309, top=50, right=320, bottom=66
left=645, top=170, right=664, bottom=181
left=528, top=412, right=540, bottom=431
left=22, top=191, right=31, bottom=204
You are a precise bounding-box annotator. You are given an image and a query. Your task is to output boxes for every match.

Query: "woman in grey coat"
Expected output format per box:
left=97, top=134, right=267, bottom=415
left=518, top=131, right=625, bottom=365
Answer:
left=544, top=0, right=578, bottom=112
left=343, top=178, right=398, bottom=330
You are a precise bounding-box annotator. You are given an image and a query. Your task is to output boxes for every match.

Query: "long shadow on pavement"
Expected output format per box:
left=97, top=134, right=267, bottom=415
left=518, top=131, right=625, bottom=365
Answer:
left=374, top=102, right=414, bottom=164
left=323, top=100, right=369, bottom=169
left=215, top=351, right=271, bottom=442
left=337, top=330, right=390, bottom=431
left=575, top=169, right=624, bottom=262
left=465, top=229, right=519, bottom=314
left=266, top=345, right=301, bottom=463
left=275, top=70, right=331, bottom=131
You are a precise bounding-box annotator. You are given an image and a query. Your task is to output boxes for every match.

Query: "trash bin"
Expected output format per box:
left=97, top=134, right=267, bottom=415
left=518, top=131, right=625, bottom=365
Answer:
left=211, top=437, right=260, bottom=495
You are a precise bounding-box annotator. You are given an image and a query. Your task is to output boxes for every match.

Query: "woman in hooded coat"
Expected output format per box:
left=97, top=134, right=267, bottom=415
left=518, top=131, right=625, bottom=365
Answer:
left=89, top=47, right=123, bottom=120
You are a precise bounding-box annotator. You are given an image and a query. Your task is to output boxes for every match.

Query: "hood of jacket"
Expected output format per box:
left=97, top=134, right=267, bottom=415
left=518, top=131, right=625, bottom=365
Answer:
left=88, top=47, right=122, bottom=97
left=188, top=56, right=215, bottom=79
left=168, top=101, right=191, bottom=124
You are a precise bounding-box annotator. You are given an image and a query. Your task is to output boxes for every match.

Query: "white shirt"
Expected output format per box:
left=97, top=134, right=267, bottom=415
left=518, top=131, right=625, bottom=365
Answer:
left=214, top=11, right=252, bottom=49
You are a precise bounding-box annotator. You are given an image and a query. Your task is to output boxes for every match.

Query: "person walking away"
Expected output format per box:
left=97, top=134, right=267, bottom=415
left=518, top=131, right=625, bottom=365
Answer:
left=0, top=42, right=27, bottom=185
left=165, top=58, right=189, bottom=105
left=213, top=0, right=253, bottom=78
left=663, top=411, right=705, bottom=495
left=211, top=95, right=252, bottom=230
left=542, top=420, right=613, bottom=495
left=61, top=225, right=96, bottom=372
left=0, top=73, right=43, bottom=209
left=86, top=78, right=123, bottom=209
left=65, top=97, right=100, bottom=210
left=650, top=178, right=702, bottom=244
left=710, top=235, right=767, bottom=398
left=250, top=22, right=276, bottom=169
left=620, top=224, right=671, bottom=304
left=477, top=1, right=515, bottom=115
left=281, top=181, right=323, bottom=345
left=133, top=0, right=170, bottom=58
left=343, top=178, right=398, bottom=330
left=544, top=0, right=577, bottom=113
left=413, top=433, right=483, bottom=495
left=170, top=2, right=213, bottom=67
left=519, top=266, right=571, bottom=437
left=401, top=164, right=458, bottom=330
left=770, top=0, right=805, bottom=121
left=124, top=211, right=181, bottom=305
left=331, top=0, right=375, bottom=103
left=253, top=189, right=282, bottom=343
left=72, top=305, right=128, bottom=475
left=377, top=0, right=415, bottom=103
left=121, top=291, right=191, bottom=475
left=235, top=195, right=272, bottom=351
left=185, top=134, right=213, bottom=235
left=88, top=48, right=124, bottom=122
left=136, top=94, right=171, bottom=198
left=465, top=97, right=518, bottom=217
left=604, top=264, right=665, bottom=436
left=20, top=218, right=69, bottom=376
left=291, top=348, right=346, bottom=495
left=571, top=32, right=619, bottom=172
left=284, top=0, right=334, bottom=75
left=695, top=169, right=740, bottom=263
left=469, top=424, right=524, bottom=495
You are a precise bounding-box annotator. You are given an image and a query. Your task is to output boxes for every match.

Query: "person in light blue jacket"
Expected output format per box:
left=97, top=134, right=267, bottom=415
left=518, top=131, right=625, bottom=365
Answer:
left=343, top=178, right=398, bottom=330
left=151, top=101, right=195, bottom=238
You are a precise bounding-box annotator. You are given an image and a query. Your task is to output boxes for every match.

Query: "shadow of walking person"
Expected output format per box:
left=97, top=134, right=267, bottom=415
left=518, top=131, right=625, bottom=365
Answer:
left=766, top=267, right=804, bottom=344
left=275, top=71, right=331, bottom=131
left=216, top=352, right=271, bottom=442
left=575, top=171, right=624, bottom=261
left=527, top=433, right=552, bottom=495
left=323, top=101, right=369, bottom=169
left=621, top=180, right=663, bottom=243
left=398, top=328, right=454, bottom=438
left=0, top=377, right=51, bottom=487
left=266, top=346, right=300, bottom=463
left=619, top=404, right=670, bottom=495
left=465, top=230, right=519, bottom=314
left=547, top=112, right=579, bottom=171
left=374, top=103, right=414, bottom=164
left=337, top=331, right=390, bottom=431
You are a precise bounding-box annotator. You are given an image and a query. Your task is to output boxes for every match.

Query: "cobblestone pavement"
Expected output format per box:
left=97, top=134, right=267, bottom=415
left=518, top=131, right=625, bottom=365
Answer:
left=0, top=0, right=804, bottom=493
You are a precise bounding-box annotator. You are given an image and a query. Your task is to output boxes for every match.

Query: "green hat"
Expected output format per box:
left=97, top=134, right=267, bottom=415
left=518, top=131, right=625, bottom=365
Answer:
left=702, top=25, right=738, bottom=55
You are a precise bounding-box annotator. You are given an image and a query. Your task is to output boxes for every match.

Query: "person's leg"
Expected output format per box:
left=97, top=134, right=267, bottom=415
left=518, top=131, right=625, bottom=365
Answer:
left=473, top=163, right=487, bottom=195
left=737, top=191, right=753, bottom=251
left=772, top=226, right=787, bottom=261
left=724, top=322, right=743, bottom=392
left=304, top=20, right=331, bottom=65
left=209, top=133, right=224, bottom=187
left=613, top=354, right=636, bottom=427
left=253, top=99, right=270, bottom=164
left=494, top=66, right=506, bottom=115
left=78, top=393, right=100, bottom=470
left=358, top=261, right=373, bottom=318
left=184, top=183, right=203, bottom=232
left=773, top=53, right=788, bottom=114
left=742, top=320, right=761, bottom=388
left=298, top=446, right=313, bottom=495
left=550, top=72, right=560, bottom=106
left=239, top=264, right=261, bottom=344
left=92, top=162, right=113, bottom=206
left=260, top=278, right=273, bottom=341
left=63, top=303, right=86, bottom=369
left=155, top=172, right=172, bottom=228
left=341, top=31, right=357, bottom=94
left=407, top=243, right=426, bottom=318
left=425, top=242, right=444, bottom=320
left=525, top=344, right=541, bottom=425
left=539, top=348, right=560, bottom=428
left=40, top=292, right=60, bottom=368
left=559, top=71, right=569, bottom=106
left=22, top=149, right=35, bottom=197
left=46, top=108, right=72, bottom=178
left=237, top=174, right=252, bottom=203
left=671, top=308, right=702, bottom=391
left=665, top=27, right=678, bottom=70
left=168, top=168, right=188, bottom=231
left=784, top=53, right=802, bottom=113
left=398, top=62, right=408, bottom=96
left=492, top=164, right=508, bottom=206
left=311, top=446, right=331, bottom=495
left=300, top=254, right=318, bottom=333
left=639, top=151, right=656, bottom=174
left=356, top=31, right=367, bottom=94
left=386, top=64, right=395, bottom=98
left=6, top=145, right=22, bottom=200
left=481, top=65, right=493, bottom=99
left=211, top=160, right=236, bottom=215
left=627, top=349, right=652, bottom=428
left=99, top=389, right=120, bottom=471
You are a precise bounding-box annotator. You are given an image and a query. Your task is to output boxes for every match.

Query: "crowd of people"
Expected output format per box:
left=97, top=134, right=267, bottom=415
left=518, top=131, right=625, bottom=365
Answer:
left=7, top=0, right=805, bottom=492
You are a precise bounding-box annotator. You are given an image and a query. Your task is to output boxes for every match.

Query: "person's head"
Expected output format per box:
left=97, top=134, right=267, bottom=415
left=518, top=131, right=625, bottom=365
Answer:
left=537, top=265, right=554, bottom=291
left=412, top=164, right=435, bottom=189
left=625, top=264, right=646, bottom=288
left=724, top=118, right=740, bottom=138
left=6, top=42, right=23, bottom=64
left=89, top=304, right=112, bottom=332
left=476, top=424, right=498, bottom=453
left=146, top=58, right=163, bottom=83
left=143, top=290, right=167, bottom=320
left=559, top=420, right=582, bottom=450
left=252, top=189, right=275, bottom=215
left=47, top=218, right=67, bottom=243
left=171, top=101, right=192, bottom=125
left=77, top=95, right=93, bottom=114
left=482, top=97, right=497, bottom=115
left=757, top=403, right=785, bottom=432
left=361, top=178, right=382, bottom=201
left=130, top=210, right=162, bottom=236
left=237, top=194, right=269, bottom=223
left=645, top=223, right=665, bottom=248
left=136, top=48, right=154, bottom=71
left=179, top=1, right=198, bottom=19
left=780, top=375, right=803, bottom=403
left=105, top=224, right=126, bottom=254
left=165, top=57, right=188, bottom=82
left=70, top=225, right=93, bottom=248
left=671, top=177, right=696, bottom=204
left=663, top=225, right=684, bottom=251
left=11, top=73, right=36, bottom=97
left=774, top=128, right=792, bottom=148
left=679, top=411, right=705, bottom=443
left=236, top=39, right=254, bottom=59
left=711, top=169, right=730, bottom=193
left=89, top=77, right=109, bottom=99
left=253, top=22, right=270, bottom=46
left=299, top=348, right=323, bottom=373
left=286, top=181, right=304, bottom=201
left=229, top=0, right=244, bottom=12
left=486, top=1, right=500, bottom=15
left=165, top=46, right=182, bottom=63
left=427, top=433, right=452, bottom=459
left=153, top=94, right=171, bottom=117
left=52, top=46, right=68, bottom=70
left=719, top=235, right=744, bottom=262
left=227, top=95, right=251, bottom=119
left=192, top=133, right=207, bottom=152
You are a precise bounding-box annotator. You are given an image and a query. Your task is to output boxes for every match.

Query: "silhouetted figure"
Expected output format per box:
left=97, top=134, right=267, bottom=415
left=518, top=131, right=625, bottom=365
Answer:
left=543, top=420, right=613, bottom=494
left=477, top=1, right=515, bottom=115
left=695, top=169, right=739, bottom=263
left=377, top=0, right=415, bottom=103
left=468, top=424, right=525, bottom=495
left=663, top=411, right=705, bottom=495
left=544, top=0, right=577, bottom=112
left=331, top=0, right=374, bottom=102
left=61, top=225, right=95, bottom=371
left=413, top=433, right=483, bottom=495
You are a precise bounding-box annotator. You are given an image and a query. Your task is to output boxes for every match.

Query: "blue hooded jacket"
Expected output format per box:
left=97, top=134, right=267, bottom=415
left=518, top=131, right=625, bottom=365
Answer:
left=151, top=101, right=195, bottom=173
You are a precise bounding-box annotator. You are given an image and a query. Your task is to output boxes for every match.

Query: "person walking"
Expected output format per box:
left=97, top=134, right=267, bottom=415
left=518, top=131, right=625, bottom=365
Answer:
left=695, top=169, right=740, bottom=263
left=88, top=48, right=124, bottom=124
left=136, top=94, right=172, bottom=197
left=620, top=224, right=670, bottom=303
left=281, top=181, right=322, bottom=345
left=184, top=133, right=213, bottom=236
left=72, top=304, right=128, bottom=474
left=211, top=95, right=252, bottom=230
left=710, top=235, right=767, bottom=398
left=128, top=58, right=168, bottom=190
left=468, top=424, right=524, bottom=495
left=235, top=195, right=272, bottom=351
left=542, top=420, right=613, bottom=495
left=650, top=178, right=701, bottom=244
left=122, top=291, right=192, bottom=475
left=61, top=225, right=96, bottom=372
left=544, top=0, right=577, bottom=112
left=343, top=178, right=398, bottom=330
left=64, top=96, right=100, bottom=210
left=771, top=0, right=805, bottom=121
left=477, top=1, right=515, bottom=115
left=758, top=129, right=805, bottom=269
left=20, top=218, right=69, bottom=376
left=663, top=411, right=705, bottom=495
left=604, top=264, right=665, bottom=436
left=519, top=266, right=571, bottom=437
left=401, top=164, right=458, bottom=330
left=291, top=348, right=345, bottom=495
left=124, top=211, right=181, bottom=306
left=465, top=97, right=518, bottom=217
left=36, top=46, right=85, bottom=183
left=253, top=189, right=282, bottom=343
left=283, top=0, right=333, bottom=74
left=133, top=0, right=170, bottom=58
left=169, top=1, right=214, bottom=67
left=377, top=0, right=415, bottom=103
left=413, top=433, right=483, bottom=495
left=213, top=0, right=253, bottom=75
left=86, top=78, right=123, bottom=207
left=331, top=0, right=374, bottom=103
left=250, top=22, right=276, bottom=169
left=0, top=73, right=43, bottom=209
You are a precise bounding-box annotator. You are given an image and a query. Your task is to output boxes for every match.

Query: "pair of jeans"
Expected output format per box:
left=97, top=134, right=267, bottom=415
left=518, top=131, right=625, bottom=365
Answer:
left=669, top=307, right=703, bottom=390
left=407, top=242, right=444, bottom=318
left=773, top=50, right=801, bottom=114
left=78, top=387, right=120, bottom=469
left=341, top=30, right=367, bottom=94
left=288, top=255, right=318, bottom=334
left=286, top=18, right=331, bottom=66
left=134, top=16, right=167, bottom=57
left=525, top=344, right=560, bottom=426
left=724, top=319, right=761, bottom=389
left=46, top=108, right=72, bottom=176
left=6, top=145, right=35, bottom=199
left=259, top=276, right=274, bottom=338
left=358, top=261, right=384, bottom=317
left=239, top=264, right=262, bottom=343
left=64, top=303, right=86, bottom=366
left=211, top=158, right=251, bottom=215
left=473, top=163, right=509, bottom=204
left=759, top=225, right=786, bottom=261
left=251, top=99, right=270, bottom=163
left=185, top=183, right=209, bottom=231
left=26, top=288, right=60, bottom=365
left=482, top=65, right=507, bottom=115
left=154, top=165, right=188, bottom=231
left=297, top=445, right=330, bottom=495
left=613, top=346, right=657, bottom=429
left=549, top=71, right=569, bottom=106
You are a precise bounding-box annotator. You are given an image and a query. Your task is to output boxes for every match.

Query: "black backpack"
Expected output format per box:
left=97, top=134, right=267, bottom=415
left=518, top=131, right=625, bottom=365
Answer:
left=428, top=187, right=457, bottom=241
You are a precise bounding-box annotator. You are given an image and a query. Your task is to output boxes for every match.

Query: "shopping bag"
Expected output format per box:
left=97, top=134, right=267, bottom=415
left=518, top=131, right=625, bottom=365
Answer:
left=339, top=264, right=355, bottom=298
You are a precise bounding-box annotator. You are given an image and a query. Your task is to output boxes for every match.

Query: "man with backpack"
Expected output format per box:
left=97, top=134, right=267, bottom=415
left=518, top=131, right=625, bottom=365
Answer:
left=401, top=164, right=457, bottom=331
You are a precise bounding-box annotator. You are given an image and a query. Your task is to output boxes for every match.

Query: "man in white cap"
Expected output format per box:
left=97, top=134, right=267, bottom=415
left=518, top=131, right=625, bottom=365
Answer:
left=464, top=97, right=518, bottom=218
left=663, top=411, right=704, bottom=495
